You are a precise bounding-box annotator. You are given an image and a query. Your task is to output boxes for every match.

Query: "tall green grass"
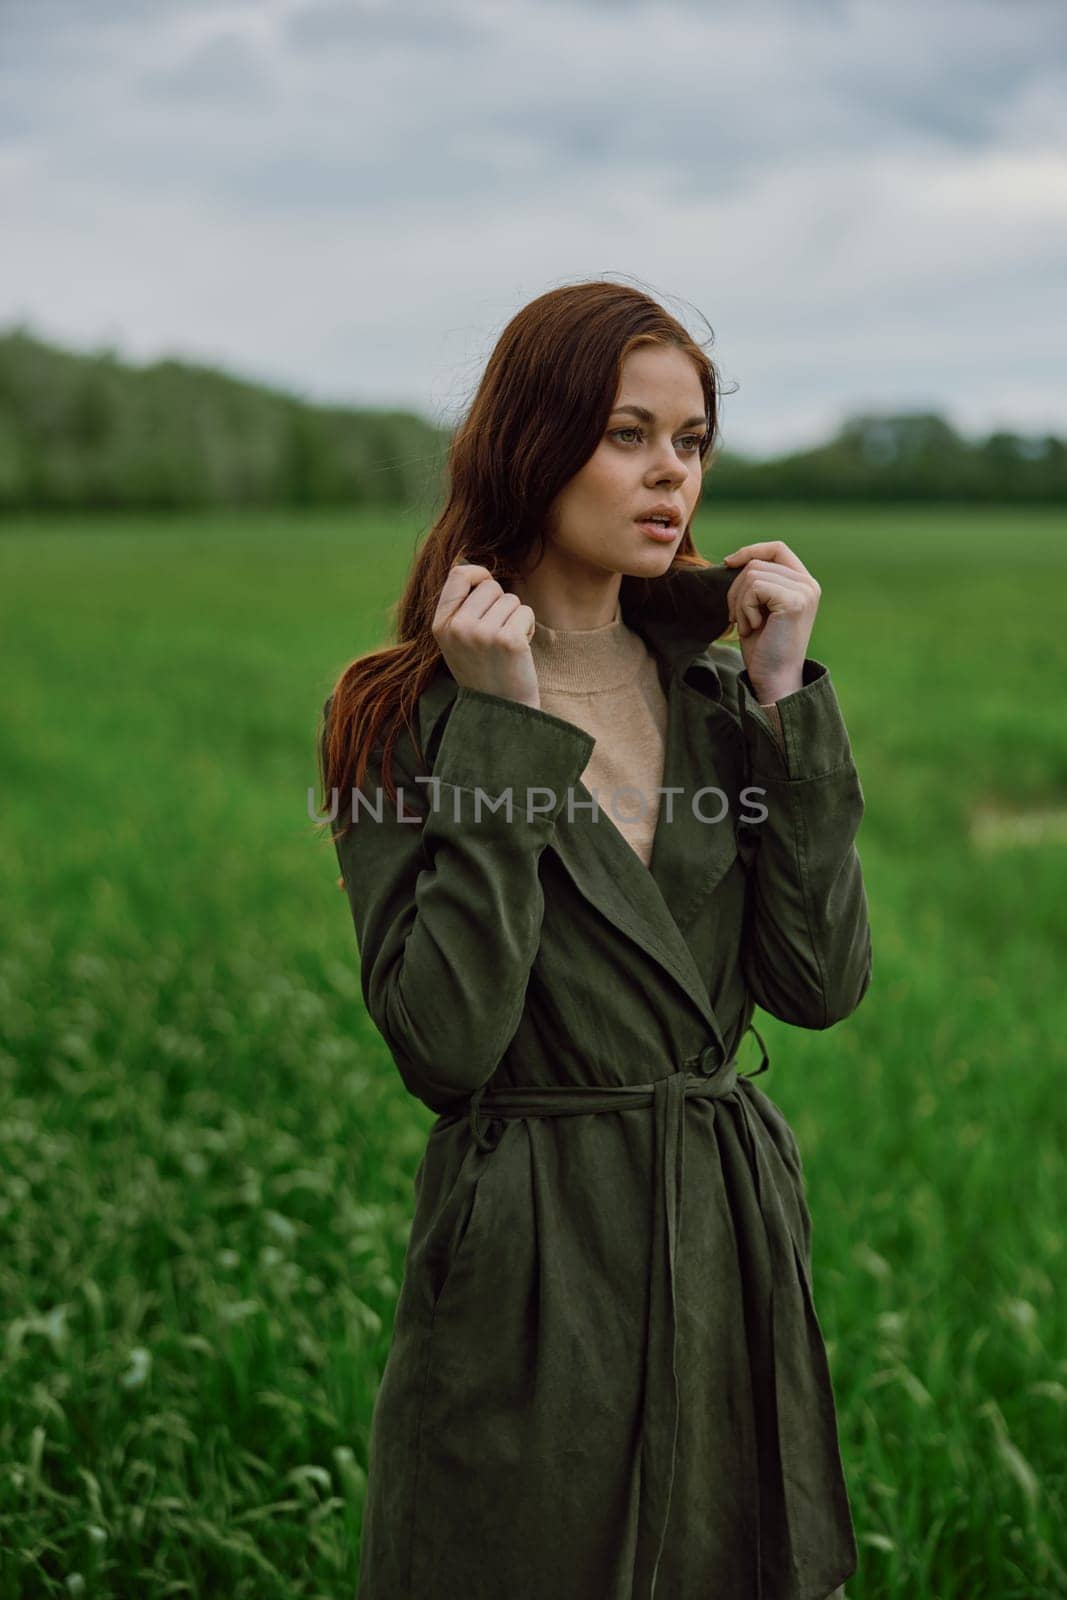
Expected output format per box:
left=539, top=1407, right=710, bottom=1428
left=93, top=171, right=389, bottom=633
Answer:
left=1, top=505, right=1064, bottom=1597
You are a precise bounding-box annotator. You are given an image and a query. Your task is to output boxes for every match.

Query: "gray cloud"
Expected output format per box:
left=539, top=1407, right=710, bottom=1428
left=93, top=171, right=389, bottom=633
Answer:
left=285, top=0, right=489, bottom=54
left=137, top=31, right=277, bottom=107
left=0, top=0, right=1064, bottom=454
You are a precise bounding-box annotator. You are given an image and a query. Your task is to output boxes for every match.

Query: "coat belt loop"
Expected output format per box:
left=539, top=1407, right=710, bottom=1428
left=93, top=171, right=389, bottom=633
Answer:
left=468, top=1081, right=499, bottom=1153
left=740, top=1021, right=771, bottom=1078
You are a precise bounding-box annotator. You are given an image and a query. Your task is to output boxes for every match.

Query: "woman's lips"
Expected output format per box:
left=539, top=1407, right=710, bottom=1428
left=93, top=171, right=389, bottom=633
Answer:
left=635, top=519, right=679, bottom=543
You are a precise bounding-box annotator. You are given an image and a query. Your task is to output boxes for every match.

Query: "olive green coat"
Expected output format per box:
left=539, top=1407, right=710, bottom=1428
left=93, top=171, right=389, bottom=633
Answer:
left=323, top=560, right=872, bottom=1600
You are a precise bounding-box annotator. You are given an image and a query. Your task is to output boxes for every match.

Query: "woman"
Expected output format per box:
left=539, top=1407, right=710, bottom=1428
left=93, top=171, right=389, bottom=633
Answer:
left=318, top=281, right=871, bottom=1600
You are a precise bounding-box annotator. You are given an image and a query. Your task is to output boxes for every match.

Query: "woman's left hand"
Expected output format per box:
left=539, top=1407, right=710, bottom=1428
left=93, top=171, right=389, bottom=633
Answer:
left=721, top=541, right=820, bottom=701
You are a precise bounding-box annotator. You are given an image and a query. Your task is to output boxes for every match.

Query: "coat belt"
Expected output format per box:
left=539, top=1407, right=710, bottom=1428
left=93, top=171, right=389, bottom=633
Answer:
left=464, top=1023, right=771, bottom=1597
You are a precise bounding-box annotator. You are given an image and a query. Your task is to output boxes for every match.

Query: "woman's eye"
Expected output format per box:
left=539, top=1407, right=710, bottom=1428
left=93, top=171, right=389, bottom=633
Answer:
left=610, top=427, right=705, bottom=453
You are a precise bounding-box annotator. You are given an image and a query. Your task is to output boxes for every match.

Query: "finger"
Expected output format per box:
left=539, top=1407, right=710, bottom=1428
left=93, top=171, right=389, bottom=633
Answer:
left=738, top=592, right=763, bottom=635
left=480, top=591, right=527, bottom=637
left=458, top=576, right=508, bottom=629
left=434, top=563, right=496, bottom=627
left=446, top=560, right=493, bottom=586
left=738, top=572, right=809, bottom=613
left=730, top=562, right=809, bottom=593
left=500, top=600, right=537, bottom=645
left=437, top=562, right=491, bottom=611
left=737, top=559, right=810, bottom=583
left=728, top=565, right=809, bottom=616
left=722, top=541, right=809, bottom=577
left=731, top=572, right=810, bottom=633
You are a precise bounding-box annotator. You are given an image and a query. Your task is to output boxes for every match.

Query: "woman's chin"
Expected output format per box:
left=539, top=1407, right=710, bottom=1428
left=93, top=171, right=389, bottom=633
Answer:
left=623, top=541, right=680, bottom=578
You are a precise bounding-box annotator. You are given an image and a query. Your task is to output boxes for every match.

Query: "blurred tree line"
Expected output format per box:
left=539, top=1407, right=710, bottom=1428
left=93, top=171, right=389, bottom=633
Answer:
left=0, top=325, right=1063, bottom=511
left=711, top=411, right=1066, bottom=503
left=0, top=328, right=448, bottom=514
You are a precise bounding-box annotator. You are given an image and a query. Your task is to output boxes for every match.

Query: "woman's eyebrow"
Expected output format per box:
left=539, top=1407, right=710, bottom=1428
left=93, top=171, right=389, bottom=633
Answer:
left=610, top=404, right=707, bottom=429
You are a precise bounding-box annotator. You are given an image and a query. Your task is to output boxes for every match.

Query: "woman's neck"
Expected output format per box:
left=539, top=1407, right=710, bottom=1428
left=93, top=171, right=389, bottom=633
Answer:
left=529, top=599, right=647, bottom=694
left=510, top=564, right=623, bottom=632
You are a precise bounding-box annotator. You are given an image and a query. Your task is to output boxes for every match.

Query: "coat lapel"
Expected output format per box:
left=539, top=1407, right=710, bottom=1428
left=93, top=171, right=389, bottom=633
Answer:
left=416, top=559, right=743, bottom=1038
left=644, top=656, right=747, bottom=932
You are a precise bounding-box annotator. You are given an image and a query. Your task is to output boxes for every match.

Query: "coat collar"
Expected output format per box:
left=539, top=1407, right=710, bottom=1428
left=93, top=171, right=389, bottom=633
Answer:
left=412, top=559, right=743, bottom=1045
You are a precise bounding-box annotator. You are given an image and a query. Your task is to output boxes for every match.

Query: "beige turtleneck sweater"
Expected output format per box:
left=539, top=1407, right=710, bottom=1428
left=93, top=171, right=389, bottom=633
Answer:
left=529, top=601, right=785, bottom=867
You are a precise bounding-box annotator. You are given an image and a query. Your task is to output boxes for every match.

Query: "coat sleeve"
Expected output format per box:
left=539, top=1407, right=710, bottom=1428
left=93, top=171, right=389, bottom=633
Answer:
left=321, top=685, right=596, bottom=1112
left=714, top=650, right=873, bottom=1030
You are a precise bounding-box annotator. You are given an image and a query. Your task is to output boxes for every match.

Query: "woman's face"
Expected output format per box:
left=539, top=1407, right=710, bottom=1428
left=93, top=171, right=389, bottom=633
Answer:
left=543, top=343, right=709, bottom=581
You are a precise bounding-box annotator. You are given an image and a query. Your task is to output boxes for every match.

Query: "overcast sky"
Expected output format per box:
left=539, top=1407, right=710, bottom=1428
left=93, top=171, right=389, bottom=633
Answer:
left=2, top=0, right=1065, bottom=457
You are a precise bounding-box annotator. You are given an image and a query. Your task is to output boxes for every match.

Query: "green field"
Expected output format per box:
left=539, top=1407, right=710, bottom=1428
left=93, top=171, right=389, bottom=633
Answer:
left=1, top=504, right=1065, bottom=1598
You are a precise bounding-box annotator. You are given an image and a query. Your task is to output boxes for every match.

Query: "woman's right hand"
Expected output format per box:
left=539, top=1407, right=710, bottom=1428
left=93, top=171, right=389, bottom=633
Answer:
left=432, top=563, right=541, bottom=710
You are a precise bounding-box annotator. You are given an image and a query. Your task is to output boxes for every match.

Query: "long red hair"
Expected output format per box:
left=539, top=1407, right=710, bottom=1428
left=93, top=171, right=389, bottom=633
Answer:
left=317, top=279, right=733, bottom=849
